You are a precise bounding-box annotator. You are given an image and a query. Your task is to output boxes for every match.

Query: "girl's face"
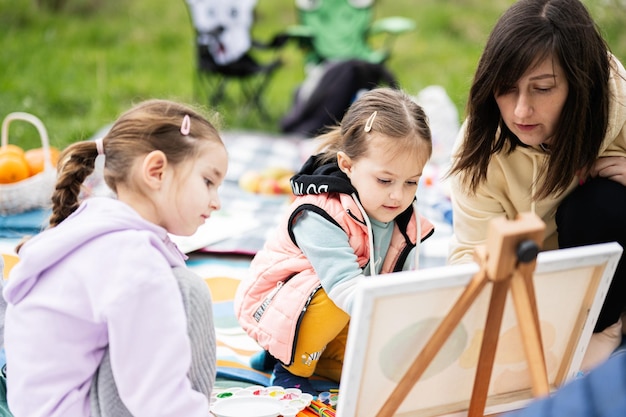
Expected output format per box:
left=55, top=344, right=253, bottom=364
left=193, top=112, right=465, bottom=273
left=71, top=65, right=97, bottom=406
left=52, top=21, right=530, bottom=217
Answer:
left=338, top=134, right=427, bottom=223
left=160, top=142, right=228, bottom=236
left=495, top=55, right=569, bottom=147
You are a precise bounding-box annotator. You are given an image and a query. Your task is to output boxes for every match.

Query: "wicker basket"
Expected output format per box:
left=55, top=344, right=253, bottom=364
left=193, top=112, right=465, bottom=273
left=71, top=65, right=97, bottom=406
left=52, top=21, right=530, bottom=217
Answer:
left=0, top=112, right=57, bottom=215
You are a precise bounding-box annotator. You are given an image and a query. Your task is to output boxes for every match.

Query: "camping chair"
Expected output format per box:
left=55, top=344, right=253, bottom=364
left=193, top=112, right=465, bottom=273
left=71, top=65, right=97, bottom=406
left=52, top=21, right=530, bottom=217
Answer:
left=279, top=0, right=414, bottom=136
left=286, top=0, right=416, bottom=66
left=184, top=0, right=288, bottom=118
left=280, top=58, right=398, bottom=136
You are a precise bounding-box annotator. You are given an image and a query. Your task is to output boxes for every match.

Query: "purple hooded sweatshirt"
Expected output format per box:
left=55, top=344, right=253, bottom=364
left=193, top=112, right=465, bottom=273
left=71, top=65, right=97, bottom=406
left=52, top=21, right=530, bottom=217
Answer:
left=3, top=197, right=210, bottom=417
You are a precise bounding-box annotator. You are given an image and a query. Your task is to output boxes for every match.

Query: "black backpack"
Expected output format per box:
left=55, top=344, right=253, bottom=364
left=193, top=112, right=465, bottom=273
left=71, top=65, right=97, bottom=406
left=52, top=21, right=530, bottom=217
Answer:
left=280, top=59, right=398, bottom=137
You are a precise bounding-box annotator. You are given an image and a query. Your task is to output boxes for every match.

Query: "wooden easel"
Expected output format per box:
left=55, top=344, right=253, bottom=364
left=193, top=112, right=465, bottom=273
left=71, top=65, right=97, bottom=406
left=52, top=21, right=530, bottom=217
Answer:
left=376, top=212, right=550, bottom=417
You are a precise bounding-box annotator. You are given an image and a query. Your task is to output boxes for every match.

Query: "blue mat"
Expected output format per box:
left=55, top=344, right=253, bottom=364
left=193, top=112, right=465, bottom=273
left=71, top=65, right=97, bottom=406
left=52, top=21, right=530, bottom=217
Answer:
left=0, top=208, right=49, bottom=238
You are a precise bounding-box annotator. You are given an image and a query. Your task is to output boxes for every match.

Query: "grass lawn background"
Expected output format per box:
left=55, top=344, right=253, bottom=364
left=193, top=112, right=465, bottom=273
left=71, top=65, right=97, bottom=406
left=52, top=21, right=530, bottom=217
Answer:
left=1, top=0, right=625, bottom=150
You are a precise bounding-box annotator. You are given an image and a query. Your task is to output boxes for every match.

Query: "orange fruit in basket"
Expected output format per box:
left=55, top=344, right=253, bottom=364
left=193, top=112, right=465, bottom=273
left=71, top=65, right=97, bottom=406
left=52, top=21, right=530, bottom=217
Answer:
left=0, top=152, right=30, bottom=184
left=0, top=144, right=26, bottom=157
left=24, top=146, right=60, bottom=176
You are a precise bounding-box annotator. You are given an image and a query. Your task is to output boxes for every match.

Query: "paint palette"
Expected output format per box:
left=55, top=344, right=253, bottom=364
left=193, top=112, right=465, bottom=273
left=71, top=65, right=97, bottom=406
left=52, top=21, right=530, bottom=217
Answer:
left=211, top=396, right=282, bottom=417
left=210, top=386, right=313, bottom=417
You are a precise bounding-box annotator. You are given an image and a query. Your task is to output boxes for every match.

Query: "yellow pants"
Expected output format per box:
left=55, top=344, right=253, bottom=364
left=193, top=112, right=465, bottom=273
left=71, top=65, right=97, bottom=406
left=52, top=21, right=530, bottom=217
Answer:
left=283, top=288, right=350, bottom=382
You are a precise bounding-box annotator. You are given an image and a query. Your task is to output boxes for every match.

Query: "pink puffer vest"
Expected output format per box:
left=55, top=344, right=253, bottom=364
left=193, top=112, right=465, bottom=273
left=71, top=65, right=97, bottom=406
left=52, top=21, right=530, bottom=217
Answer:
left=234, top=192, right=434, bottom=364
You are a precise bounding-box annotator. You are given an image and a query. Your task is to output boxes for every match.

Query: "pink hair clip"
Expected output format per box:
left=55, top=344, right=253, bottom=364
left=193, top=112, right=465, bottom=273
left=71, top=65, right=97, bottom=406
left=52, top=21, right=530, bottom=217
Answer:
left=180, top=114, right=191, bottom=136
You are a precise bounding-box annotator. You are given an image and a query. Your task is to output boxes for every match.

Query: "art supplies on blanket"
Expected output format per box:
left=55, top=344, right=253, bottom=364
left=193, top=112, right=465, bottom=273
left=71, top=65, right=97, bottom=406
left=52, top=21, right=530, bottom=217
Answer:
left=210, top=386, right=314, bottom=417
left=209, top=385, right=340, bottom=417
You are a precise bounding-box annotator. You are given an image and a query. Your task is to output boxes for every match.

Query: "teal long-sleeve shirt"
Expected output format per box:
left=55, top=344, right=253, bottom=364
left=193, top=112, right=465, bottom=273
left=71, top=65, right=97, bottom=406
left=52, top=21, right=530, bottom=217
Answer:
left=292, top=210, right=415, bottom=314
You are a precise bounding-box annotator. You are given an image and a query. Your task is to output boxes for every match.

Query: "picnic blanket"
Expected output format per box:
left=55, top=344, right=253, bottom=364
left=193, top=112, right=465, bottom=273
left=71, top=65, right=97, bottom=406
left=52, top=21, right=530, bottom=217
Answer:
left=1, top=83, right=459, bottom=255
left=0, top=209, right=49, bottom=239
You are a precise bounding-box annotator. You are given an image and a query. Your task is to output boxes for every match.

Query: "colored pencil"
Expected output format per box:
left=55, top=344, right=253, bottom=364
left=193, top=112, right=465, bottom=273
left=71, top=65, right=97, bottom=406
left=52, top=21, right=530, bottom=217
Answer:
left=297, top=407, right=318, bottom=417
left=308, top=399, right=336, bottom=417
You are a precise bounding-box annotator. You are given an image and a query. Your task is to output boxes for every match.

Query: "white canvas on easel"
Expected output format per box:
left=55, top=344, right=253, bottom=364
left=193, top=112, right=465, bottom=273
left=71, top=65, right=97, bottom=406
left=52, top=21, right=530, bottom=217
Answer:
left=337, top=241, right=622, bottom=417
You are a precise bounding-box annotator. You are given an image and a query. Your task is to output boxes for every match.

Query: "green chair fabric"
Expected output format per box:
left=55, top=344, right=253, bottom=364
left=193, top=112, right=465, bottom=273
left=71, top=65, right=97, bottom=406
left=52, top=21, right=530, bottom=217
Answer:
left=288, top=0, right=416, bottom=65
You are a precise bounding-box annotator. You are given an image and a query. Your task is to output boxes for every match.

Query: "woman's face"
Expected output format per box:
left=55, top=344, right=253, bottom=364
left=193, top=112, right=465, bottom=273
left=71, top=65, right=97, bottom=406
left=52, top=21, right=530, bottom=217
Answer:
left=495, top=55, right=569, bottom=147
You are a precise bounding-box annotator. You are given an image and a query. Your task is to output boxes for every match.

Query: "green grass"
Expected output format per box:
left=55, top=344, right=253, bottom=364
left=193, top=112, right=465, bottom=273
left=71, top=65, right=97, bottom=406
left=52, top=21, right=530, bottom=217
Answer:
left=1, top=0, right=625, bottom=150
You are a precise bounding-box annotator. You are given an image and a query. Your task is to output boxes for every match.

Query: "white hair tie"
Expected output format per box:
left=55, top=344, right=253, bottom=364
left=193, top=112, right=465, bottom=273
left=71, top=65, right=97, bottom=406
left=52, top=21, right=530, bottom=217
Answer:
left=95, top=138, right=105, bottom=156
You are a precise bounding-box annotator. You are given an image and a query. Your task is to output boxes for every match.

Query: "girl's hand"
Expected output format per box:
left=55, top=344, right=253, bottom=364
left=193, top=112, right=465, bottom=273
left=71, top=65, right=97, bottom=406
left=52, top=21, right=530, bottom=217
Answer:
left=590, top=156, right=626, bottom=186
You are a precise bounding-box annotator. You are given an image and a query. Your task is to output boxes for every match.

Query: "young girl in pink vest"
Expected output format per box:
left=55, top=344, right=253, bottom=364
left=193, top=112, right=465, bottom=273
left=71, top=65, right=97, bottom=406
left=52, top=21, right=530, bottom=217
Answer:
left=235, top=87, right=435, bottom=394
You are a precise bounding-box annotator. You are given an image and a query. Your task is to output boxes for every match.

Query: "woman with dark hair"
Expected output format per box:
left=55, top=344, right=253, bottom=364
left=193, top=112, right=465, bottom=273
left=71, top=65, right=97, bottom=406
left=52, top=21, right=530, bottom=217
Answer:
left=448, top=0, right=626, bottom=371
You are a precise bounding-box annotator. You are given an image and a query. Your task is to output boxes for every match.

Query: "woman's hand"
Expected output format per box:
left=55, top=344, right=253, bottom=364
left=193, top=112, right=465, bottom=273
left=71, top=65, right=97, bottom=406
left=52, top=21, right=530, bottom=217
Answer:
left=590, top=156, right=626, bottom=186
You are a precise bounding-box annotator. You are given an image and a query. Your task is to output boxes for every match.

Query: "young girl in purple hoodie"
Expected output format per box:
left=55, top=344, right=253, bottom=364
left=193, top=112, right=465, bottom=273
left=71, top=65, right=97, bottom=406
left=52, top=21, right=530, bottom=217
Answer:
left=3, top=100, right=227, bottom=416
